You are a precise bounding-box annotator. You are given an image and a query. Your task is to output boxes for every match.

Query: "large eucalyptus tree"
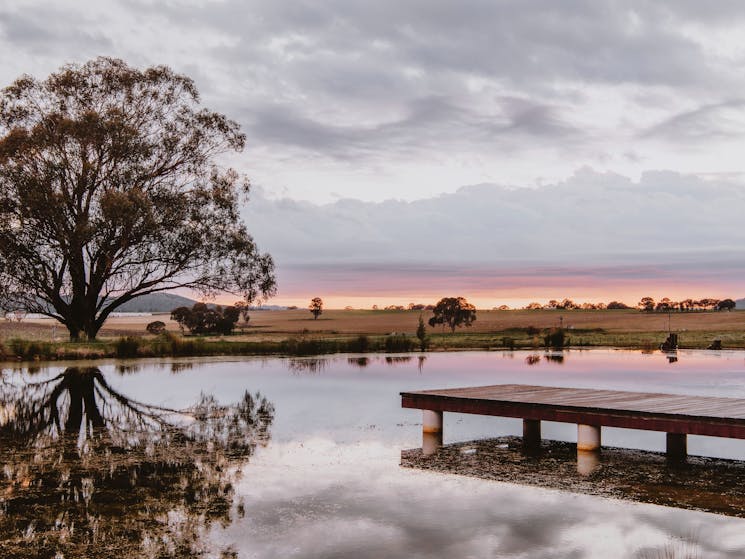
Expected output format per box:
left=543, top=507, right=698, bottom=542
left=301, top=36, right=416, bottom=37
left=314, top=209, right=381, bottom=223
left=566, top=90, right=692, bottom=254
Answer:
left=0, top=58, right=275, bottom=340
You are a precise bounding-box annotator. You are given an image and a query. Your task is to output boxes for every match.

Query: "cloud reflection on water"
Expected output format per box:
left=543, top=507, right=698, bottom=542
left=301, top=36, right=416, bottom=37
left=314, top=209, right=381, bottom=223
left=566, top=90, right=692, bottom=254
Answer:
left=219, top=438, right=745, bottom=558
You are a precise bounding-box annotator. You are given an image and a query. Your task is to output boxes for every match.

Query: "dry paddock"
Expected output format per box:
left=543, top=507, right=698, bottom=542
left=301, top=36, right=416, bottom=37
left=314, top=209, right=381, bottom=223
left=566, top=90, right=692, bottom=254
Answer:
left=3, top=308, right=745, bottom=342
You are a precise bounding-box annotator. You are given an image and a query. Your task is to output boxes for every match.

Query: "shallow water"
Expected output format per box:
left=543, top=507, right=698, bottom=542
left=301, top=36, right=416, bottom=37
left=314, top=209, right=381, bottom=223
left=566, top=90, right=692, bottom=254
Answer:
left=2, top=349, right=745, bottom=558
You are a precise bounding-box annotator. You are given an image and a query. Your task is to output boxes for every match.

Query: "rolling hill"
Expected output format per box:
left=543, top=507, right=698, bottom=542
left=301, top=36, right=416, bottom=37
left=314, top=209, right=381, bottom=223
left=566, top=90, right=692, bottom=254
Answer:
left=114, top=293, right=198, bottom=313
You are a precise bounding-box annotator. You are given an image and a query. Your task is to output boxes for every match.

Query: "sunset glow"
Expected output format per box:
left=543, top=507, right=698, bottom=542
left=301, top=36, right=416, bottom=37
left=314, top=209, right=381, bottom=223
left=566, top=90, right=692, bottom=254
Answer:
left=233, top=268, right=740, bottom=309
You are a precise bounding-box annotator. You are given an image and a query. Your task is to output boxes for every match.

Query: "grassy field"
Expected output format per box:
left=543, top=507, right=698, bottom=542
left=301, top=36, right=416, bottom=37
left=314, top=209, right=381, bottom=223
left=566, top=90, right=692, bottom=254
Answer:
left=1, top=308, right=744, bottom=361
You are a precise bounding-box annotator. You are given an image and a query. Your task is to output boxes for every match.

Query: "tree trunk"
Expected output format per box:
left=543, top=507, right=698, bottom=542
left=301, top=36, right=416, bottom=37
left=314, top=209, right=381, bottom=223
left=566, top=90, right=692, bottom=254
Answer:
left=66, top=324, right=82, bottom=342
left=66, top=321, right=101, bottom=341
left=84, top=324, right=100, bottom=341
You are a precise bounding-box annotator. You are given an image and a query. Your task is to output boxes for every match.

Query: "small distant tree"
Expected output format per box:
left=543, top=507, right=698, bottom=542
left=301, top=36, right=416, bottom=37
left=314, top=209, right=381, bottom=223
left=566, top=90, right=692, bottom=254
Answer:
left=606, top=301, right=629, bottom=310
left=309, top=297, right=323, bottom=319
left=717, top=298, right=736, bottom=311
left=656, top=298, right=673, bottom=312
left=428, top=297, right=477, bottom=333
left=170, top=303, right=241, bottom=335
left=145, top=321, right=166, bottom=335
left=544, top=328, right=566, bottom=349
left=416, top=314, right=428, bottom=351
left=700, top=298, right=720, bottom=311
left=638, top=297, right=655, bottom=312
left=216, top=306, right=240, bottom=334
left=170, top=306, right=191, bottom=333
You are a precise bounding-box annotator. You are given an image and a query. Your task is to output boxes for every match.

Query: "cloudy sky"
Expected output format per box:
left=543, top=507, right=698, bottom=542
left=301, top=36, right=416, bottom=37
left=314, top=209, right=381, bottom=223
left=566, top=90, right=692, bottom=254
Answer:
left=2, top=0, right=744, bottom=306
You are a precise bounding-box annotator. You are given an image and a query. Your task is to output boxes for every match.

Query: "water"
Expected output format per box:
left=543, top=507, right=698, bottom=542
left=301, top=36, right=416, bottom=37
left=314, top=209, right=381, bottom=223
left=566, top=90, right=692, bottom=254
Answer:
left=2, top=349, right=745, bottom=557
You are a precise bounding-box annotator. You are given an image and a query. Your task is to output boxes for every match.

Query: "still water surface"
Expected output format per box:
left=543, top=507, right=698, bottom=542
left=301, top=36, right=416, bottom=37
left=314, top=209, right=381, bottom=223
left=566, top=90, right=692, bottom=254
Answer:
left=2, top=349, right=745, bottom=558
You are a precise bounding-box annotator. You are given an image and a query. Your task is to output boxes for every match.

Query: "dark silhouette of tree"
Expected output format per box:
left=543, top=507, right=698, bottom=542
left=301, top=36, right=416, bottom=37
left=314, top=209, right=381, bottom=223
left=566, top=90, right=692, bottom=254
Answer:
left=0, top=366, right=274, bottom=558
left=170, top=302, right=241, bottom=334
left=428, top=297, right=477, bottom=333
left=606, top=301, right=630, bottom=309
left=309, top=297, right=323, bottom=319
left=145, top=320, right=166, bottom=334
left=656, top=298, right=674, bottom=312
left=638, top=297, right=655, bottom=312
left=544, top=328, right=566, bottom=348
left=717, top=298, right=736, bottom=311
left=0, top=58, right=275, bottom=341
left=416, top=314, right=428, bottom=351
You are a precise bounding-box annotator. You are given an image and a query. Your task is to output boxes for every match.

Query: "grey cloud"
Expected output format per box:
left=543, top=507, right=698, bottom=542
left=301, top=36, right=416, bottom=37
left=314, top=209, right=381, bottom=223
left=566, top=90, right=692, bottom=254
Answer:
left=244, top=169, right=745, bottom=268
left=138, top=0, right=726, bottom=88
left=0, top=7, right=113, bottom=55
left=245, top=95, right=582, bottom=160
left=641, top=100, right=745, bottom=141
left=117, top=0, right=745, bottom=167
left=2, top=0, right=745, bottom=200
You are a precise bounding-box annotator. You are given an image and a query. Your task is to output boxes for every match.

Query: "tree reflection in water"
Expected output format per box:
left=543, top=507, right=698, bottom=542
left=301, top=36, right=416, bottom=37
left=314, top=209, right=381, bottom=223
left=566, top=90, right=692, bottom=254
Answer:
left=0, top=367, right=274, bottom=558
left=287, top=358, right=328, bottom=374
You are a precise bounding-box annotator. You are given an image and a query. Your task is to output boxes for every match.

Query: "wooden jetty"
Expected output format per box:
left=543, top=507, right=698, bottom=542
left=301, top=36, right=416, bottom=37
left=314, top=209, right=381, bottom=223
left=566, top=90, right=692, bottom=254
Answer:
left=401, top=384, right=745, bottom=460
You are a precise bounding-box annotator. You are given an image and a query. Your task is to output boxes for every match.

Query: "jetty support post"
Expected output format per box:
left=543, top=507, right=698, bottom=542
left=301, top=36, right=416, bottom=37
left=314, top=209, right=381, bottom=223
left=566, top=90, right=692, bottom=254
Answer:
left=422, top=410, right=443, bottom=455
left=577, top=424, right=601, bottom=452
left=576, top=423, right=601, bottom=475
left=523, top=419, right=541, bottom=453
left=666, top=433, right=687, bottom=461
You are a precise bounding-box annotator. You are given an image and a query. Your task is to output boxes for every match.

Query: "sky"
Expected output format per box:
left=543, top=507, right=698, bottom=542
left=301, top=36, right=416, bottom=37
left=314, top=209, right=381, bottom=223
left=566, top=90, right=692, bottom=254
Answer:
left=1, top=0, right=744, bottom=307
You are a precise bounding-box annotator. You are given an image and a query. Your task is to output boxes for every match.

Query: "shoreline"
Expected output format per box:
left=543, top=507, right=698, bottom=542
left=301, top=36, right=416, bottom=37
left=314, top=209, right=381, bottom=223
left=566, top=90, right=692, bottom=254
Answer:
left=1, top=308, right=742, bottom=364
left=0, top=331, right=739, bottom=365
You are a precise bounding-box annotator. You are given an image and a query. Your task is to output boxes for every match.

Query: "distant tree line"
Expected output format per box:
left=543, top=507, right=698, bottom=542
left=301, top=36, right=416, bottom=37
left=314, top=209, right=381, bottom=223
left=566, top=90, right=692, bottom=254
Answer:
left=637, top=297, right=735, bottom=312
left=377, top=303, right=436, bottom=311
left=521, top=299, right=630, bottom=310
left=518, top=297, right=736, bottom=311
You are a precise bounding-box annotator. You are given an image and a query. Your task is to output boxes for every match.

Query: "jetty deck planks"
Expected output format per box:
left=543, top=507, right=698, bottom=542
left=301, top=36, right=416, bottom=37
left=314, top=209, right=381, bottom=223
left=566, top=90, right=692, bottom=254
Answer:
left=401, top=384, right=745, bottom=439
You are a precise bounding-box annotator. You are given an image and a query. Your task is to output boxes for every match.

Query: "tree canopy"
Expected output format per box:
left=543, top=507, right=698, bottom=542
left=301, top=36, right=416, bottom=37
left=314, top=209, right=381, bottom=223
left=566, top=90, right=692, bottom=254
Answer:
left=171, top=302, right=242, bottom=335
left=309, top=297, right=323, bottom=319
left=428, top=296, right=477, bottom=332
left=0, top=57, right=275, bottom=340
